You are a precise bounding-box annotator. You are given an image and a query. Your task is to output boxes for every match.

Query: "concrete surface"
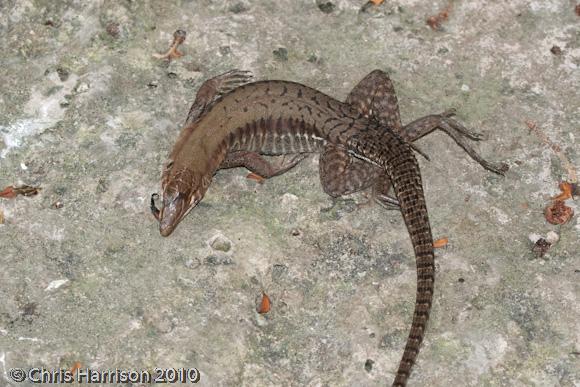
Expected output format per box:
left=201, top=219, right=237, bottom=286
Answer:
left=0, top=1, right=578, bottom=386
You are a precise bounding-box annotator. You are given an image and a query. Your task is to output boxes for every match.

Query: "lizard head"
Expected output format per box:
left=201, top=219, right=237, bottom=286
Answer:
left=156, top=162, right=210, bottom=237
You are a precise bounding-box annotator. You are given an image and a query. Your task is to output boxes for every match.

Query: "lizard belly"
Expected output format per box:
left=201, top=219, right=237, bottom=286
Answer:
left=227, top=116, right=327, bottom=156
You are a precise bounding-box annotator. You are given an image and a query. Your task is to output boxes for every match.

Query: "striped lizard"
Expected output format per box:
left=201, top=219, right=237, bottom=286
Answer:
left=152, top=70, right=507, bottom=386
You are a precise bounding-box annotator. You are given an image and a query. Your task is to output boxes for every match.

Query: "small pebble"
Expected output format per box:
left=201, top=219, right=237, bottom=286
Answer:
left=210, top=234, right=232, bottom=252
left=45, top=279, right=68, bottom=291
left=75, top=82, right=90, bottom=94
left=545, top=231, right=559, bottom=244
left=273, top=47, right=288, bottom=61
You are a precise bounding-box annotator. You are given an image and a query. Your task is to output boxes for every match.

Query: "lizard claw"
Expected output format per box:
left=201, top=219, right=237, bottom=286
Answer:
left=442, top=114, right=486, bottom=141
left=484, top=161, right=509, bottom=175
left=375, top=193, right=400, bottom=210
left=216, top=69, right=254, bottom=95
left=272, top=154, right=307, bottom=176
left=409, top=143, right=431, bottom=161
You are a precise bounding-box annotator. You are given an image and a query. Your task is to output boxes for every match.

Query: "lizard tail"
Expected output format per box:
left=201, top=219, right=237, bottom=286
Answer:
left=385, top=136, right=435, bottom=387
left=349, top=128, right=435, bottom=386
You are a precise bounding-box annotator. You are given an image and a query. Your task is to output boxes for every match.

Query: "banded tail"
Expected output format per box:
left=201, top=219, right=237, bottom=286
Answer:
left=348, top=128, right=435, bottom=386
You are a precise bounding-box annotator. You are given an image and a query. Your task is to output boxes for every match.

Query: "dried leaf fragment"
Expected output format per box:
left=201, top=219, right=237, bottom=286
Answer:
left=257, top=292, right=271, bottom=314
left=544, top=200, right=574, bottom=225
left=246, top=172, right=265, bottom=184
left=360, top=0, right=383, bottom=12
left=427, top=4, right=452, bottom=30
left=0, top=209, right=4, bottom=224
left=433, top=237, right=449, bottom=248
left=153, top=30, right=187, bottom=61
left=0, top=185, right=41, bottom=199
left=70, top=361, right=82, bottom=376
left=551, top=181, right=574, bottom=201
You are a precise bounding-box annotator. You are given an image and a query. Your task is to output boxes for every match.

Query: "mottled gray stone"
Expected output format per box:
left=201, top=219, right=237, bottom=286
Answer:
left=0, top=1, right=578, bottom=386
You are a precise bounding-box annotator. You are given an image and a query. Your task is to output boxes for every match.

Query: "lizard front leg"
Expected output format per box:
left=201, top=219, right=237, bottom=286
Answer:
left=167, top=70, right=254, bottom=164
left=185, top=69, right=254, bottom=125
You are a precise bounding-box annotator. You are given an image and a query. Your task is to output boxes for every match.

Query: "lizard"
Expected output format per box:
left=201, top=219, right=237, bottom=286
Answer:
left=151, top=69, right=507, bottom=386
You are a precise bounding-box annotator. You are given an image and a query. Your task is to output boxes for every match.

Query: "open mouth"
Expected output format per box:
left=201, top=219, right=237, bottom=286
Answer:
left=150, top=193, right=161, bottom=220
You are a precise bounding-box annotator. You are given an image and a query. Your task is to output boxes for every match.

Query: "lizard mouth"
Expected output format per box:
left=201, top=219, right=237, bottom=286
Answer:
left=155, top=190, right=188, bottom=237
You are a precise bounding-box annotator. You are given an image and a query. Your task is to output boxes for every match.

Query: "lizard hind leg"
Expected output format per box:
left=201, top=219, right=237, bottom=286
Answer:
left=319, top=145, right=379, bottom=198
left=400, top=111, right=509, bottom=175
left=318, top=70, right=405, bottom=204
left=346, top=69, right=403, bottom=131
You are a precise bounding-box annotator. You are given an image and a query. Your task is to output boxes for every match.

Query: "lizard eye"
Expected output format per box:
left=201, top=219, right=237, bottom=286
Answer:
left=165, top=161, right=174, bottom=170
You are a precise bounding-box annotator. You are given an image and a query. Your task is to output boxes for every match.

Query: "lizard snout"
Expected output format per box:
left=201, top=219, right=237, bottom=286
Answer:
left=159, top=189, right=188, bottom=237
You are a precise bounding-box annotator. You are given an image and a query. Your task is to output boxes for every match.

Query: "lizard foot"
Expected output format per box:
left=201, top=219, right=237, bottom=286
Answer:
left=269, top=154, right=308, bottom=176
left=375, top=193, right=401, bottom=210
left=438, top=109, right=486, bottom=141
left=215, top=69, right=254, bottom=95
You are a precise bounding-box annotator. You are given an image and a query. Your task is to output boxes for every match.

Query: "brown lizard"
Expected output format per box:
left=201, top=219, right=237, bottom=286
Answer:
left=152, top=70, right=507, bottom=386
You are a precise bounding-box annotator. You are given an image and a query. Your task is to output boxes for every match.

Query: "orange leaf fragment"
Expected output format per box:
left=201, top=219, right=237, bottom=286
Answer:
left=433, top=237, right=449, bottom=248
left=246, top=172, right=265, bottom=183
left=427, top=4, right=451, bottom=30
left=0, top=186, right=17, bottom=198
left=257, top=292, right=271, bottom=314
left=153, top=30, right=187, bottom=61
left=370, top=0, right=384, bottom=5
left=551, top=181, right=574, bottom=201
left=0, top=185, right=41, bottom=199
left=70, top=361, right=82, bottom=376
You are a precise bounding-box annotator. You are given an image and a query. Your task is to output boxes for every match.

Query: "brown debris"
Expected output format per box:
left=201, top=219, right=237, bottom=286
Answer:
left=106, top=22, right=120, bottom=38
left=246, top=172, right=265, bottom=184
left=427, top=3, right=452, bottom=30
left=576, top=4, right=580, bottom=17
left=532, top=238, right=551, bottom=258
left=153, top=30, right=187, bottom=61
left=257, top=292, right=271, bottom=314
left=550, top=45, right=563, bottom=55
left=526, top=120, right=577, bottom=225
left=551, top=181, right=574, bottom=201
left=544, top=200, right=574, bottom=225
left=0, top=209, right=4, bottom=224
left=0, top=185, right=41, bottom=199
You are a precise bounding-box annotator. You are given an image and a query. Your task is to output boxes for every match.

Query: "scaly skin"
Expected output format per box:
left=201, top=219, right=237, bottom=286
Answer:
left=156, top=70, right=506, bottom=386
